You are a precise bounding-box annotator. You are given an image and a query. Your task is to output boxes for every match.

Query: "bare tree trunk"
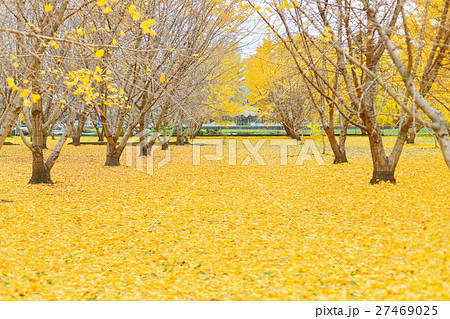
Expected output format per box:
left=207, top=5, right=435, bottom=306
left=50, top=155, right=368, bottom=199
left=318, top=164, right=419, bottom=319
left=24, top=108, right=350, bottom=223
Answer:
left=30, top=148, right=51, bottom=184
left=365, top=118, right=396, bottom=184
left=323, top=125, right=348, bottom=164
left=176, top=121, right=184, bottom=145
left=319, top=105, right=348, bottom=164
left=41, top=130, right=49, bottom=150
left=105, top=149, right=121, bottom=166
left=338, top=119, right=350, bottom=162
left=0, top=105, right=22, bottom=151
left=407, top=124, right=421, bottom=144
left=161, top=127, right=175, bottom=150
left=93, top=120, right=104, bottom=142
left=29, top=62, right=52, bottom=184
left=281, top=121, right=301, bottom=140
left=71, top=114, right=86, bottom=146
left=30, top=108, right=52, bottom=184
left=189, top=123, right=203, bottom=139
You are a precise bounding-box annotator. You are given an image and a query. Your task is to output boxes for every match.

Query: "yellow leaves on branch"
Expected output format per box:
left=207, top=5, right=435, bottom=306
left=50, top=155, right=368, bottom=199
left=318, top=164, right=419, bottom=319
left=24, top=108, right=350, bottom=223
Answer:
left=49, top=41, right=59, bottom=50
left=32, top=94, right=41, bottom=103
left=19, top=89, right=30, bottom=98
left=6, top=78, right=15, bottom=89
left=63, top=67, right=126, bottom=107
left=128, top=5, right=136, bottom=13
left=95, top=49, right=105, bottom=58
left=140, top=19, right=156, bottom=35
left=128, top=5, right=141, bottom=20
left=160, top=73, right=166, bottom=83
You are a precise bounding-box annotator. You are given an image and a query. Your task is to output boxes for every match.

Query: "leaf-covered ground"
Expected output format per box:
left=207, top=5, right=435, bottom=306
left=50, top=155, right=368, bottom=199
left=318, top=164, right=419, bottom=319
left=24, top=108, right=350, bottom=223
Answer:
left=0, top=136, right=449, bottom=300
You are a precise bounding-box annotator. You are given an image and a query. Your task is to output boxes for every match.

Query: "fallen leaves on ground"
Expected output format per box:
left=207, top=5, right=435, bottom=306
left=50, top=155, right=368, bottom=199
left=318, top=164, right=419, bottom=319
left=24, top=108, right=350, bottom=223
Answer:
left=0, top=136, right=449, bottom=300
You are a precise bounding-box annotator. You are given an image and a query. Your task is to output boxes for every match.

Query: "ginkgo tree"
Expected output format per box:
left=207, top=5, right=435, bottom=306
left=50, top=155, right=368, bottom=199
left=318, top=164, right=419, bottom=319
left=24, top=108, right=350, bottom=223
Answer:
left=85, top=0, right=250, bottom=166
left=249, top=0, right=450, bottom=182
left=244, top=30, right=354, bottom=163
left=0, top=0, right=251, bottom=183
left=0, top=0, right=90, bottom=183
left=244, top=38, right=312, bottom=141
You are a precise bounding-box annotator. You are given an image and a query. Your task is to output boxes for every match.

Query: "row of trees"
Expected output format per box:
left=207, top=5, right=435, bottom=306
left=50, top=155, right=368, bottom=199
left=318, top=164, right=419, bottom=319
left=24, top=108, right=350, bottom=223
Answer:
left=0, top=0, right=249, bottom=183
left=246, top=0, right=450, bottom=183
left=1, top=0, right=449, bottom=185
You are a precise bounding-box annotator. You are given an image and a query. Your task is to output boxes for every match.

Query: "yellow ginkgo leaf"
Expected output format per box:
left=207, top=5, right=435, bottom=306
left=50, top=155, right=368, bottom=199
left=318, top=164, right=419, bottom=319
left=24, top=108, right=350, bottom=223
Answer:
left=132, top=12, right=141, bottom=21
left=140, top=19, right=156, bottom=30
left=44, top=5, right=53, bottom=12
left=128, top=5, right=136, bottom=14
left=32, top=94, right=41, bottom=103
left=160, top=73, right=166, bottom=83
left=19, top=89, right=31, bottom=98
left=95, top=49, right=105, bottom=58
left=103, top=7, right=112, bottom=13
left=97, top=0, right=107, bottom=6
left=49, top=41, right=59, bottom=49
left=6, top=78, right=15, bottom=88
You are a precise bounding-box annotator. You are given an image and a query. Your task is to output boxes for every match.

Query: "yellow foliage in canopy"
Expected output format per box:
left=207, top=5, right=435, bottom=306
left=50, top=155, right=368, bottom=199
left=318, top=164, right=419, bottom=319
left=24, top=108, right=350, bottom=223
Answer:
left=206, top=48, right=249, bottom=123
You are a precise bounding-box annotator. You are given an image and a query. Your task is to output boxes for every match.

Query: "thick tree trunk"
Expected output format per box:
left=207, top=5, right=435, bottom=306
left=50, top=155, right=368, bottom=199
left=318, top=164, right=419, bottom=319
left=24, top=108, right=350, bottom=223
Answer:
left=29, top=114, right=52, bottom=184
left=29, top=149, right=52, bottom=184
left=367, top=132, right=396, bottom=184
left=104, top=138, right=123, bottom=166
left=72, top=136, right=81, bottom=146
left=176, top=124, right=184, bottom=145
left=29, top=67, right=53, bottom=184
left=105, top=153, right=121, bottom=166
left=370, top=169, right=396, bottom=184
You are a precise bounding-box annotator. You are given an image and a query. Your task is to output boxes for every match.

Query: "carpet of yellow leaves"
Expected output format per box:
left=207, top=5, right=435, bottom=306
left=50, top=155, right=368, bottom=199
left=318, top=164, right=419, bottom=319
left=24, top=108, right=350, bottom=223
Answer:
left=0, top=136, right=449, bottom=300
